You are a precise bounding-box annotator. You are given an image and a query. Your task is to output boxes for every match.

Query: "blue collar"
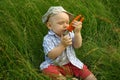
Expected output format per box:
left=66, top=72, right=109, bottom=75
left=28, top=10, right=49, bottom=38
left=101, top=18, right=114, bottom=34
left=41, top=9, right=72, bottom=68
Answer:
left=48, top=30, right=60, bottom=38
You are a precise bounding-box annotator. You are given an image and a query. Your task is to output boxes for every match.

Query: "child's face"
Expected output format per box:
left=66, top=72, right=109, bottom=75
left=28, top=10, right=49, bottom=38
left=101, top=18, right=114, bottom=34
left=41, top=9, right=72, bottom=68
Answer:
left=47, top=12, right=69, bottom=37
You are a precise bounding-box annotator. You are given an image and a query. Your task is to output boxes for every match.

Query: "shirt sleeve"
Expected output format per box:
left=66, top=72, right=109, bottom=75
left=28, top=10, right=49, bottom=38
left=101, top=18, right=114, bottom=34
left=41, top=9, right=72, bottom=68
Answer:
left=69, top=31, right=74, bottom=39
left=43, top=36, right=55, bottom=55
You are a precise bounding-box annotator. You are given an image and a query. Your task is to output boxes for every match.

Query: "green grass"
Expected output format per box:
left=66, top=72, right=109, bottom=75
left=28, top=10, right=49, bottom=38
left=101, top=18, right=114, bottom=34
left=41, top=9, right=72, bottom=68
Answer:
left=0, top=0, right=120, bottom=80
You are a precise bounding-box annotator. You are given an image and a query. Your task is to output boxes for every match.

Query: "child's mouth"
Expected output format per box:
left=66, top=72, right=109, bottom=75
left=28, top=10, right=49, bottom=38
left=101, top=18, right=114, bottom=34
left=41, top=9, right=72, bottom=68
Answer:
left=63, top=30, right=69, bottom=35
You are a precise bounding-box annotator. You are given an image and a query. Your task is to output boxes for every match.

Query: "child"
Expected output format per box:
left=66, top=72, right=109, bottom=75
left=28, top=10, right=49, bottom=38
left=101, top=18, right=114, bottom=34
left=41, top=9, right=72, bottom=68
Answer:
left=40, top=6, right=97, bottom=80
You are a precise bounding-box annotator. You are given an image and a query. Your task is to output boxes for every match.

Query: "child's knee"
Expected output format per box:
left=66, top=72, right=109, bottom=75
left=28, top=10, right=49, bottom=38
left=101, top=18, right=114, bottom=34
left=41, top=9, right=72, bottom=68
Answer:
left=53, top=74, right=66, bottom=80
left=84, top=74, right=97, bottom=80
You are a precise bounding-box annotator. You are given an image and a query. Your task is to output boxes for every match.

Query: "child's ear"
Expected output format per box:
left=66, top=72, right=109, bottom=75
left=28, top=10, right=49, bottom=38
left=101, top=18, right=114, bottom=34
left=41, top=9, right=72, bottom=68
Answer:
left=46, top=22, right=52, bottom=30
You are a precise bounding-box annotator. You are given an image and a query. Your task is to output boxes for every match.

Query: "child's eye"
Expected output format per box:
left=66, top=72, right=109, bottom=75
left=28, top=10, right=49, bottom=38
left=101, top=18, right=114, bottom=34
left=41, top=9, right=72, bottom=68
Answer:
left=58, top=21, right=64, bottom=25
left=58, top=21, right=69, bottom=25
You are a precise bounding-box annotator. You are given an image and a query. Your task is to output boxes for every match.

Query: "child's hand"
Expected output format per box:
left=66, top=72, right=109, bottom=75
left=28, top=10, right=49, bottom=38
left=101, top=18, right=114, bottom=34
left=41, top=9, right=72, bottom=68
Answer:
left=60, top=35, right=72, bottom=47
left=72, top=20, right=82, bottom=33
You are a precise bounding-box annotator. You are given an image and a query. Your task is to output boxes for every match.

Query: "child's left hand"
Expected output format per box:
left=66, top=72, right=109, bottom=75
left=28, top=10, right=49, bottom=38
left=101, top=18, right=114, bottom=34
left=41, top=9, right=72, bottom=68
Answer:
left=72, top=20, right=82, bottom=33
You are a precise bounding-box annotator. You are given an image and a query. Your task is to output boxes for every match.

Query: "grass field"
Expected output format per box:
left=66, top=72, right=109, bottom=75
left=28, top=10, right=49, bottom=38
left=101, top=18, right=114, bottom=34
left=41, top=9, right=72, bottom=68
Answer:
left=0, top=0, right=120, bottom=80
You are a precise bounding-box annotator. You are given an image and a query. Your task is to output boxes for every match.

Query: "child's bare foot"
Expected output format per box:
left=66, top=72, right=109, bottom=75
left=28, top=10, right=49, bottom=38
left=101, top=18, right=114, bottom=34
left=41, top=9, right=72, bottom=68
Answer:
left=72, top=77, right=78, bottom=80
left=56, top=74, right=66, bottom=80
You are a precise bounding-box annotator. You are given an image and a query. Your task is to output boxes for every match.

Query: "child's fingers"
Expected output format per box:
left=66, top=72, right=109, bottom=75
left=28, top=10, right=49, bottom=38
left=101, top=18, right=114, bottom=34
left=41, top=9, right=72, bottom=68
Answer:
left=73, top=21, right=82, bottom=25
left=61, top=35, right=72, bottom=46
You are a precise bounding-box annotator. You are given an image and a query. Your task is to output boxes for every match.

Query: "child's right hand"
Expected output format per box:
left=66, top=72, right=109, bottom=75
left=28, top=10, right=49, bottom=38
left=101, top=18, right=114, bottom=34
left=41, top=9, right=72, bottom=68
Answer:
left=60, top=35, right=72, bottom=47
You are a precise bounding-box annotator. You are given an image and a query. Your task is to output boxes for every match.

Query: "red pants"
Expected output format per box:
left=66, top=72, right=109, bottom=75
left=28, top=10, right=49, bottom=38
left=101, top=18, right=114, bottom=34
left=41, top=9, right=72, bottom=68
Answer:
left=42, top=63, right=92, bottom=79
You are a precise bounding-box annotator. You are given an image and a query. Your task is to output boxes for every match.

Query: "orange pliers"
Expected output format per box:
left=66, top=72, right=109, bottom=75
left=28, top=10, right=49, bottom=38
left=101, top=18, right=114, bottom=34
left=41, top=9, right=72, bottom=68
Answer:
left=64, top=15, right=84, bottom=35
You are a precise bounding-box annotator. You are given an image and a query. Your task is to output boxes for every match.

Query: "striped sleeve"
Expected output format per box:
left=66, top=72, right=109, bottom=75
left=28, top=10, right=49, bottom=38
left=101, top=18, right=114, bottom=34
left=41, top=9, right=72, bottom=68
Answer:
left=43, top=36, right=55, bottom=55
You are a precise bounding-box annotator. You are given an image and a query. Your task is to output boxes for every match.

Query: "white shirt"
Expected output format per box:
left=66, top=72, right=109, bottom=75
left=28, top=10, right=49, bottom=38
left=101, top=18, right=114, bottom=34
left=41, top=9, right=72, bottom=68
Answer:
left=40, top=30, right=83, bottom=70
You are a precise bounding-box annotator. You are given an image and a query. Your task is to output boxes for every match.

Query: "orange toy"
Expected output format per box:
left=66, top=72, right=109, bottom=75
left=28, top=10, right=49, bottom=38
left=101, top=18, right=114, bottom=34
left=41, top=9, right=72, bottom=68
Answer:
left=64, top=15, right=84, bottom=35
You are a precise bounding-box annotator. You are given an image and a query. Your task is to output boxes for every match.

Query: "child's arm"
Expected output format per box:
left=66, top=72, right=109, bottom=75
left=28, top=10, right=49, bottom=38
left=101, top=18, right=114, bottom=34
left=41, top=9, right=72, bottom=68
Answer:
left=48, top=35, right=72, bottom=59
left=72, top=21, right=83, bottom=48
left=47, top=43, right=66, bottom=59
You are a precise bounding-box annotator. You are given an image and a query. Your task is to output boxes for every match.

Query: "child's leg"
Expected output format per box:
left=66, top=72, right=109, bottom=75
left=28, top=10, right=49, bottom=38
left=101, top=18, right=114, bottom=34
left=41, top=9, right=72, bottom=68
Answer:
left=84, top=73, right=97, bottom=80
left=69, top=63, right=97, bottom=80
left=42, top=65, right=66, bottom=80
left=80, top=65, right=97, bottom=80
